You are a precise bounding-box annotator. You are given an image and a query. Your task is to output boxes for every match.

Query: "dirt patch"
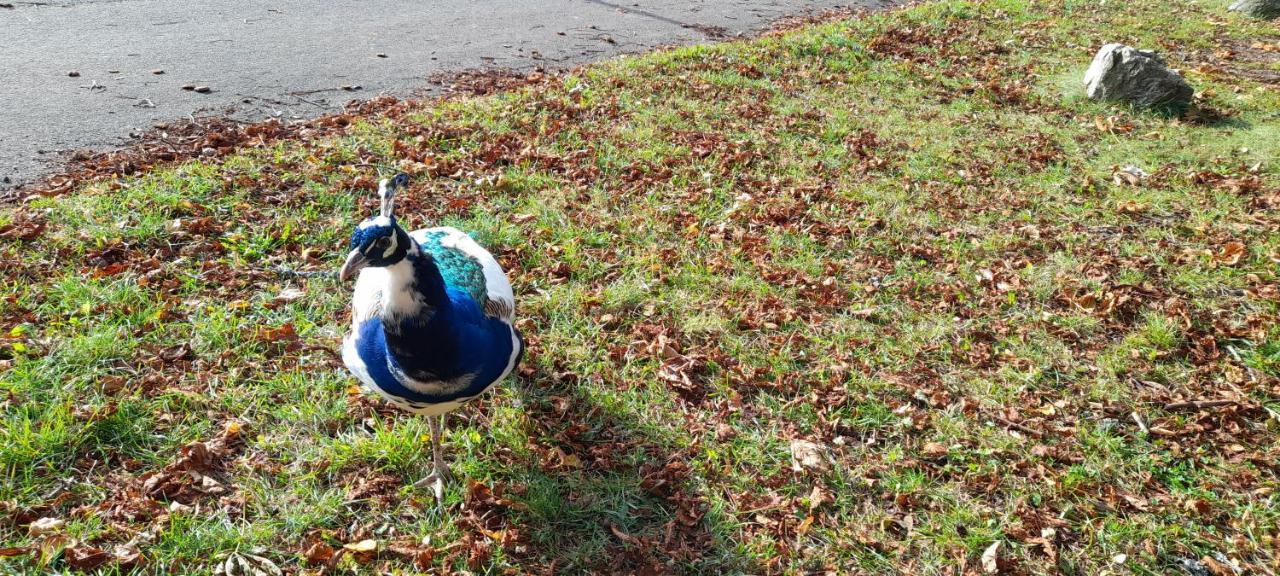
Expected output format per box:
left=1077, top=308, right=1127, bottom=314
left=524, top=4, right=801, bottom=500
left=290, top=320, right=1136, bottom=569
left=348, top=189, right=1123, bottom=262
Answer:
left=682, top=22, right=734, bottom=40
left=426, top=67, right=560, bottom=98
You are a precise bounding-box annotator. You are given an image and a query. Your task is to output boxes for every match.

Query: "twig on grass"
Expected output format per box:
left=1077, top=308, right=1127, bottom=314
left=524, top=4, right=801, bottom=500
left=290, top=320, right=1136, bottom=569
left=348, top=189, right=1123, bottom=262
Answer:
left=1163, top=400, right=1237, bottom=412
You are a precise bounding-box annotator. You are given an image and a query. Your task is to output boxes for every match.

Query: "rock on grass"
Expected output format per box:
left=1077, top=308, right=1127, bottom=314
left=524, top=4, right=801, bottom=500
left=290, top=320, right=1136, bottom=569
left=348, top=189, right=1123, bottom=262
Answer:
left=1229, top=0, right=1280, bottom=18
left=1083, top=44, right=1193, bottom=111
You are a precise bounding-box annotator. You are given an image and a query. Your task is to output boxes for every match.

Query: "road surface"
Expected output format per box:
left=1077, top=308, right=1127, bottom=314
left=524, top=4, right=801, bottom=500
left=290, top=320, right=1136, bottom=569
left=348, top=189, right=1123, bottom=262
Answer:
left=0, top=0, right=887, bottom=189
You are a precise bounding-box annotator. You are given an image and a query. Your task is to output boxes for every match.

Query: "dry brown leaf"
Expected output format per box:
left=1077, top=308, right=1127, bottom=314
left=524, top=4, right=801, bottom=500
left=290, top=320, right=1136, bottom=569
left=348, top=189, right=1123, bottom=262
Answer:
left=0, top=216, right=45, bottom=240
left=386, top=541, right=434, bottom=570
left=1214, top=241, right=1246, bottom=266
left=1184, top=498, right=1212, bottom=517
left=1112, top=165, right=1147, bottom=186
left=38, top=535, right=69, bottom=562
left=807, top=484, right=831, bottom=512
left=1200, top=556, right=1237, bottom=576
left=796, top=515, right=815, bottom=536
left=65, top=544, right=111, bottom=571
left=553, top=447, right=582, bottom=469
left=302, top=541, right=334, bottom=566
left=111, top=544, right=145, bottom=570
left=609, top=523, right=642, bottom=546
left=789, top=439, right=830, bottom=474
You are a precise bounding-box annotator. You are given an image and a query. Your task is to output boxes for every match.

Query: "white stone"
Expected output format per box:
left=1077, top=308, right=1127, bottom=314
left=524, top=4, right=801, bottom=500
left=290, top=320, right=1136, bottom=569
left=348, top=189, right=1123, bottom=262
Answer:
left=1084, top=44, right=1194, bottom=110
left=1229, top=0, right=1280, bottom=19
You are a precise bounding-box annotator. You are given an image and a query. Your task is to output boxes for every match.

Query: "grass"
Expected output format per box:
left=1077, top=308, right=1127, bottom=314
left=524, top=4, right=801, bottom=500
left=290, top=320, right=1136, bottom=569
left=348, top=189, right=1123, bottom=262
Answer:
left=2, top=0, right=1280, bottom=573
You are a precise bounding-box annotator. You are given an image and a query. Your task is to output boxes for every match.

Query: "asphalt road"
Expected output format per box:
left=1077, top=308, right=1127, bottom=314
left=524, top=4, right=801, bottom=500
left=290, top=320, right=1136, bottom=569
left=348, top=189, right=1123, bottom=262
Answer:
left=0, top=0, right=890, bottom=190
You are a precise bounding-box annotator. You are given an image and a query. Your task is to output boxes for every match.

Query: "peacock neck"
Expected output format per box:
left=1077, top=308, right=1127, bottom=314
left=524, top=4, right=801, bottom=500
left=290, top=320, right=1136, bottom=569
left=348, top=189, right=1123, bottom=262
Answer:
left=379, top=246, right=461, bottom=381
left=380, top=245, right=450, bottom=325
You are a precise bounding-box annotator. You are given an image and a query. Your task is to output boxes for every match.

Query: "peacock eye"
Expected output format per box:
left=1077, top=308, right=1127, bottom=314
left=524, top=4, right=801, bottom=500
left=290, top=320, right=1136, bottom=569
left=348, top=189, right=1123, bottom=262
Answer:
left=373, top=238, right=389, bottom=249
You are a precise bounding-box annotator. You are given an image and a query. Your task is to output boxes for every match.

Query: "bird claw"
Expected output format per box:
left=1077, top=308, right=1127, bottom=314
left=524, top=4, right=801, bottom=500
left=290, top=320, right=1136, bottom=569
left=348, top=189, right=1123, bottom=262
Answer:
left=413, top=464, right=452, bottom=500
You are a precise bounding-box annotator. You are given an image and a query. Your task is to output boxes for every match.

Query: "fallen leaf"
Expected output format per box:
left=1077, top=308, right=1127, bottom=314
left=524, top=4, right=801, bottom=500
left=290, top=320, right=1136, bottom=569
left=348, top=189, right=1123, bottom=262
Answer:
left=223, top=552, right=283, bottom=576
left=65, top=544, right=111, bottom=571
left=112, top=543, right=145, bottom=570
left=921, top=442, right=948, bottom=459
left=807, top=484, right=831, bottom=512
left=274, top=287, right=305, bottom=302
left=343, top=539, right=378, bottom=553
left=38, top=535, right=69, bottom=562
left=0, top=216, right=45, bottom=240
left=1200, top=555, right=1237, bottom=576
left=256, top=323, right=298, bottom=343
left=796, top=515, right=815, bottom=536
left=553, top=447, right=582, bottom=469
left=1214, top=241, right=1246, bottom=266
left=1184, top=498, right=1212, bottom=517
left=982, top=540, right=1001, bottom=574
left=849, top=307, right=878, bottom=318
left=609, top=523, right=642, bottom=546
left=790, top=439, right=830, bottom=474
left=302, top=541, right=334, bottom=566
left=0, top=547, right=31, bottom=557
left=386, top=541, right=434, bottom=569
left=27, top=517, right=64, bottom=536
left=1112, top=165, right=1147, bottom=186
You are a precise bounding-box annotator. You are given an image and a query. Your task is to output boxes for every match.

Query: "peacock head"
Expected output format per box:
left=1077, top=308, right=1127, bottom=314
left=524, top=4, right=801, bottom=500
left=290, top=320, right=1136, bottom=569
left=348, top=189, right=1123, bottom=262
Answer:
left=339, top=173, right=413, bottom=281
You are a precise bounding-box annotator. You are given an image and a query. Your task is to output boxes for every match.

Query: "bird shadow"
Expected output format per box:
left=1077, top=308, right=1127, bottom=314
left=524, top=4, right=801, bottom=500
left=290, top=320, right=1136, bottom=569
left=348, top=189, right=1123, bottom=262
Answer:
left=442, top=362, right=757, bottom=575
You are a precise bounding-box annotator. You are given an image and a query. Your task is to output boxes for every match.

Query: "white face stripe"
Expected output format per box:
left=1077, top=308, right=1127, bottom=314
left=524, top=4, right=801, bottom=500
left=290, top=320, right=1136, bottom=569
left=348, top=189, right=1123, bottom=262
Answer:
left=382, top=233, right=398, bottom=258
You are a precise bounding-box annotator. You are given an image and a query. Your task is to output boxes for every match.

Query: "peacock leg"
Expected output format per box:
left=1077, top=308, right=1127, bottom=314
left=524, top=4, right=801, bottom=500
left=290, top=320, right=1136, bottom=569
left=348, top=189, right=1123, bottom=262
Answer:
left=430, top=414, right=452, bottom=482
left=413, top=414, right=451, bottom=497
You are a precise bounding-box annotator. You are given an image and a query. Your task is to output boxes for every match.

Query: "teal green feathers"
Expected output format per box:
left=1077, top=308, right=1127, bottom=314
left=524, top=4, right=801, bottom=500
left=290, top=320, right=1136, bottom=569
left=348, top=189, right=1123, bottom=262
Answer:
left=418, top=230, right=488, bottom=305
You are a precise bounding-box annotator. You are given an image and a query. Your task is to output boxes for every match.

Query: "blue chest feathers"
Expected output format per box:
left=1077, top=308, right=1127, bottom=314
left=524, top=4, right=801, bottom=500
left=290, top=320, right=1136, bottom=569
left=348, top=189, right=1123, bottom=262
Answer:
left=353, top=287, right=517, bottom=405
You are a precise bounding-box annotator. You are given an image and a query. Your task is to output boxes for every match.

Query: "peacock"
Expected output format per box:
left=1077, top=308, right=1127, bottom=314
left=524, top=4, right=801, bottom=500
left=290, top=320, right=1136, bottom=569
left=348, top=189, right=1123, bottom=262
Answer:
left=339, top=173, right=523, bottom=494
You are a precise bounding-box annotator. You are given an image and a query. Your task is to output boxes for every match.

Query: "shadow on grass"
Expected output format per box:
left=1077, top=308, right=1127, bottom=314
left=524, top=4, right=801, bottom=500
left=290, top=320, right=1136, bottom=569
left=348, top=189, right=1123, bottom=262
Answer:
left=452, top=361, right=753, bottom=575
left=1182, top=103, right=1252, bottom=129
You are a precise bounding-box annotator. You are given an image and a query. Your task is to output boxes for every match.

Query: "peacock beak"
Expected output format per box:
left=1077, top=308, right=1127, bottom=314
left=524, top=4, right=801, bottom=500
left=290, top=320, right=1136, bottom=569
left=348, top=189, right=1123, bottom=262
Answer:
left=338, top=249, right=368, bottom=282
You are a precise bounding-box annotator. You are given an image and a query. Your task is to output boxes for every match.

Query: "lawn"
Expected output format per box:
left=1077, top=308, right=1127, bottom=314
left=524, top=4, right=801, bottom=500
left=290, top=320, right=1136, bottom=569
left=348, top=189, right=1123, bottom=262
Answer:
left=2, top=0, right=1279, bottom=573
